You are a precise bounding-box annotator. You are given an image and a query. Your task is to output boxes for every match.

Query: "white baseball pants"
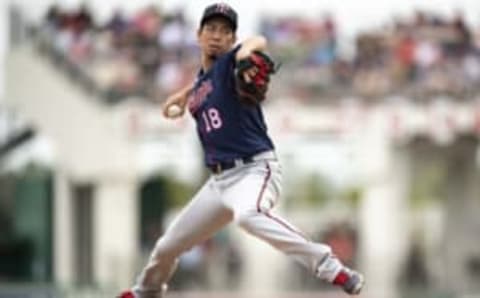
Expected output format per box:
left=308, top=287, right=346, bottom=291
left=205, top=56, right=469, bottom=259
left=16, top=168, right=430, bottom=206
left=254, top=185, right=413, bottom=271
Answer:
left=132, top=152, right=343, bottom=298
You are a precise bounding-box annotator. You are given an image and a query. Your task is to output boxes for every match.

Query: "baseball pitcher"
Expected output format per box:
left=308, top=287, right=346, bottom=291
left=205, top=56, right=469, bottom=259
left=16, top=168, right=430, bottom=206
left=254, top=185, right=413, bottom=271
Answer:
left=119, top=3, right=364, bottom=298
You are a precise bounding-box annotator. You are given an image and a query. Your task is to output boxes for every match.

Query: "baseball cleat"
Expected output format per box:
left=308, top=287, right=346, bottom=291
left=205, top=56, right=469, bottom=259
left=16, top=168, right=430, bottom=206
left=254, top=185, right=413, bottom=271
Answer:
left=333, top=268, right=365, bottom=295
left=117, top=290, right=135, bottom=298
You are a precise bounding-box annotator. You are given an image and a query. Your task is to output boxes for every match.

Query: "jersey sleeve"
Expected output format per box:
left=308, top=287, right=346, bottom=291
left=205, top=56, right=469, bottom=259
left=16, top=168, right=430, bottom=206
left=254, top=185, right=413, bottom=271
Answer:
left=222, top=44, right=242, bottom=66
left=230, top=44, right=242, bottom=58
left=214, top=44, right=241, bottom=85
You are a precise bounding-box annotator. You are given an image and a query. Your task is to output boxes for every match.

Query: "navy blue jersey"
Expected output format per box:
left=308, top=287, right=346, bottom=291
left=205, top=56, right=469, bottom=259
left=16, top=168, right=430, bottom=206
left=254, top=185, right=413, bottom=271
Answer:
left=188, top=45, right=274, bottom=166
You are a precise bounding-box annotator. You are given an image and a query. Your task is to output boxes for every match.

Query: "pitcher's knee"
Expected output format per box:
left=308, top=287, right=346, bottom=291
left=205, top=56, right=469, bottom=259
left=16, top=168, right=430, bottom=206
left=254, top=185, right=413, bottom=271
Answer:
left=236, top=211, right=259, bottom=232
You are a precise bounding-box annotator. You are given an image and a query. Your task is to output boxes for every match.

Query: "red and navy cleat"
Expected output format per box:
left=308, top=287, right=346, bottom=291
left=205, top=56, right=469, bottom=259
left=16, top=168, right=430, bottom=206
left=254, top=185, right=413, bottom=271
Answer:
left=333, top=268, right=365, bottom=295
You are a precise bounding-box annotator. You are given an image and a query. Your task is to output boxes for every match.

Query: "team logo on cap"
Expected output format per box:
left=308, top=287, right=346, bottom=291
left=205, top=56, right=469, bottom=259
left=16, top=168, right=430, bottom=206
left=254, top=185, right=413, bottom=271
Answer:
left=215, top=3, right=230, bottom=14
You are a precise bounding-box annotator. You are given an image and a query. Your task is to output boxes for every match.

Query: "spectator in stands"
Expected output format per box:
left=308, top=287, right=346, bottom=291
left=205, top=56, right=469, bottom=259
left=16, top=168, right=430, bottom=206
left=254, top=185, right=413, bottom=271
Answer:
left=37, top=5, right=480, bottom=102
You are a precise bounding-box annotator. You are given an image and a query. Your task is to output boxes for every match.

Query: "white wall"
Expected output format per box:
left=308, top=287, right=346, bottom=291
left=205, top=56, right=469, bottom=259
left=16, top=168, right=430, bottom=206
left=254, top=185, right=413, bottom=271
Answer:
left=0, top=0, right=7, bottom=102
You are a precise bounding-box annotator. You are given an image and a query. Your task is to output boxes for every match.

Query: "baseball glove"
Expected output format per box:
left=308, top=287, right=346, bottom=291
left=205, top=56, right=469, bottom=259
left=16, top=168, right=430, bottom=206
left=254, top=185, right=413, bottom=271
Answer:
left=235, top=51, right=278, bottom=106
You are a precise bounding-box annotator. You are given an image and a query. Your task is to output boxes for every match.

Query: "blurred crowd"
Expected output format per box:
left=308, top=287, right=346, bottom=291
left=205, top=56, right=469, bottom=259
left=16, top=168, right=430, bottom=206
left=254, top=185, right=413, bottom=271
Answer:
left=35, top=5, right=480, bottom=103
left=37, top=4, right=197, bottom=103
left=262, top=11, right=480, bottom=100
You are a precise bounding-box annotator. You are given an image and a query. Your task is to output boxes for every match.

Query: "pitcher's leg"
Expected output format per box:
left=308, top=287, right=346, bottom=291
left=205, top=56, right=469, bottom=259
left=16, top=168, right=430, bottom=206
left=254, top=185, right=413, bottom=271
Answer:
left=223, top=161, right=364, bottom=294
left=237, top=209, right=342, bottom=280
left=133, top=178, right=232, bottom=298
left=238, top=191, right=365, bottom=295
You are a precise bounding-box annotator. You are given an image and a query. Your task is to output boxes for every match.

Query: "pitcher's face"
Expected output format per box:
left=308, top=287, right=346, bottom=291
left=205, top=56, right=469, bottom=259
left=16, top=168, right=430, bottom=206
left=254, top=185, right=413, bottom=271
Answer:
left=197, top=17, right=236, bottom=59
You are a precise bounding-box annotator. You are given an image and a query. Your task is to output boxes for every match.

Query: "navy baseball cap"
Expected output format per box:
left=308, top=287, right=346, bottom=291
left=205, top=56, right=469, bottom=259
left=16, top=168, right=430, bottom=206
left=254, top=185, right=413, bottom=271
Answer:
left=200, top=3, right=238, bottom=32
